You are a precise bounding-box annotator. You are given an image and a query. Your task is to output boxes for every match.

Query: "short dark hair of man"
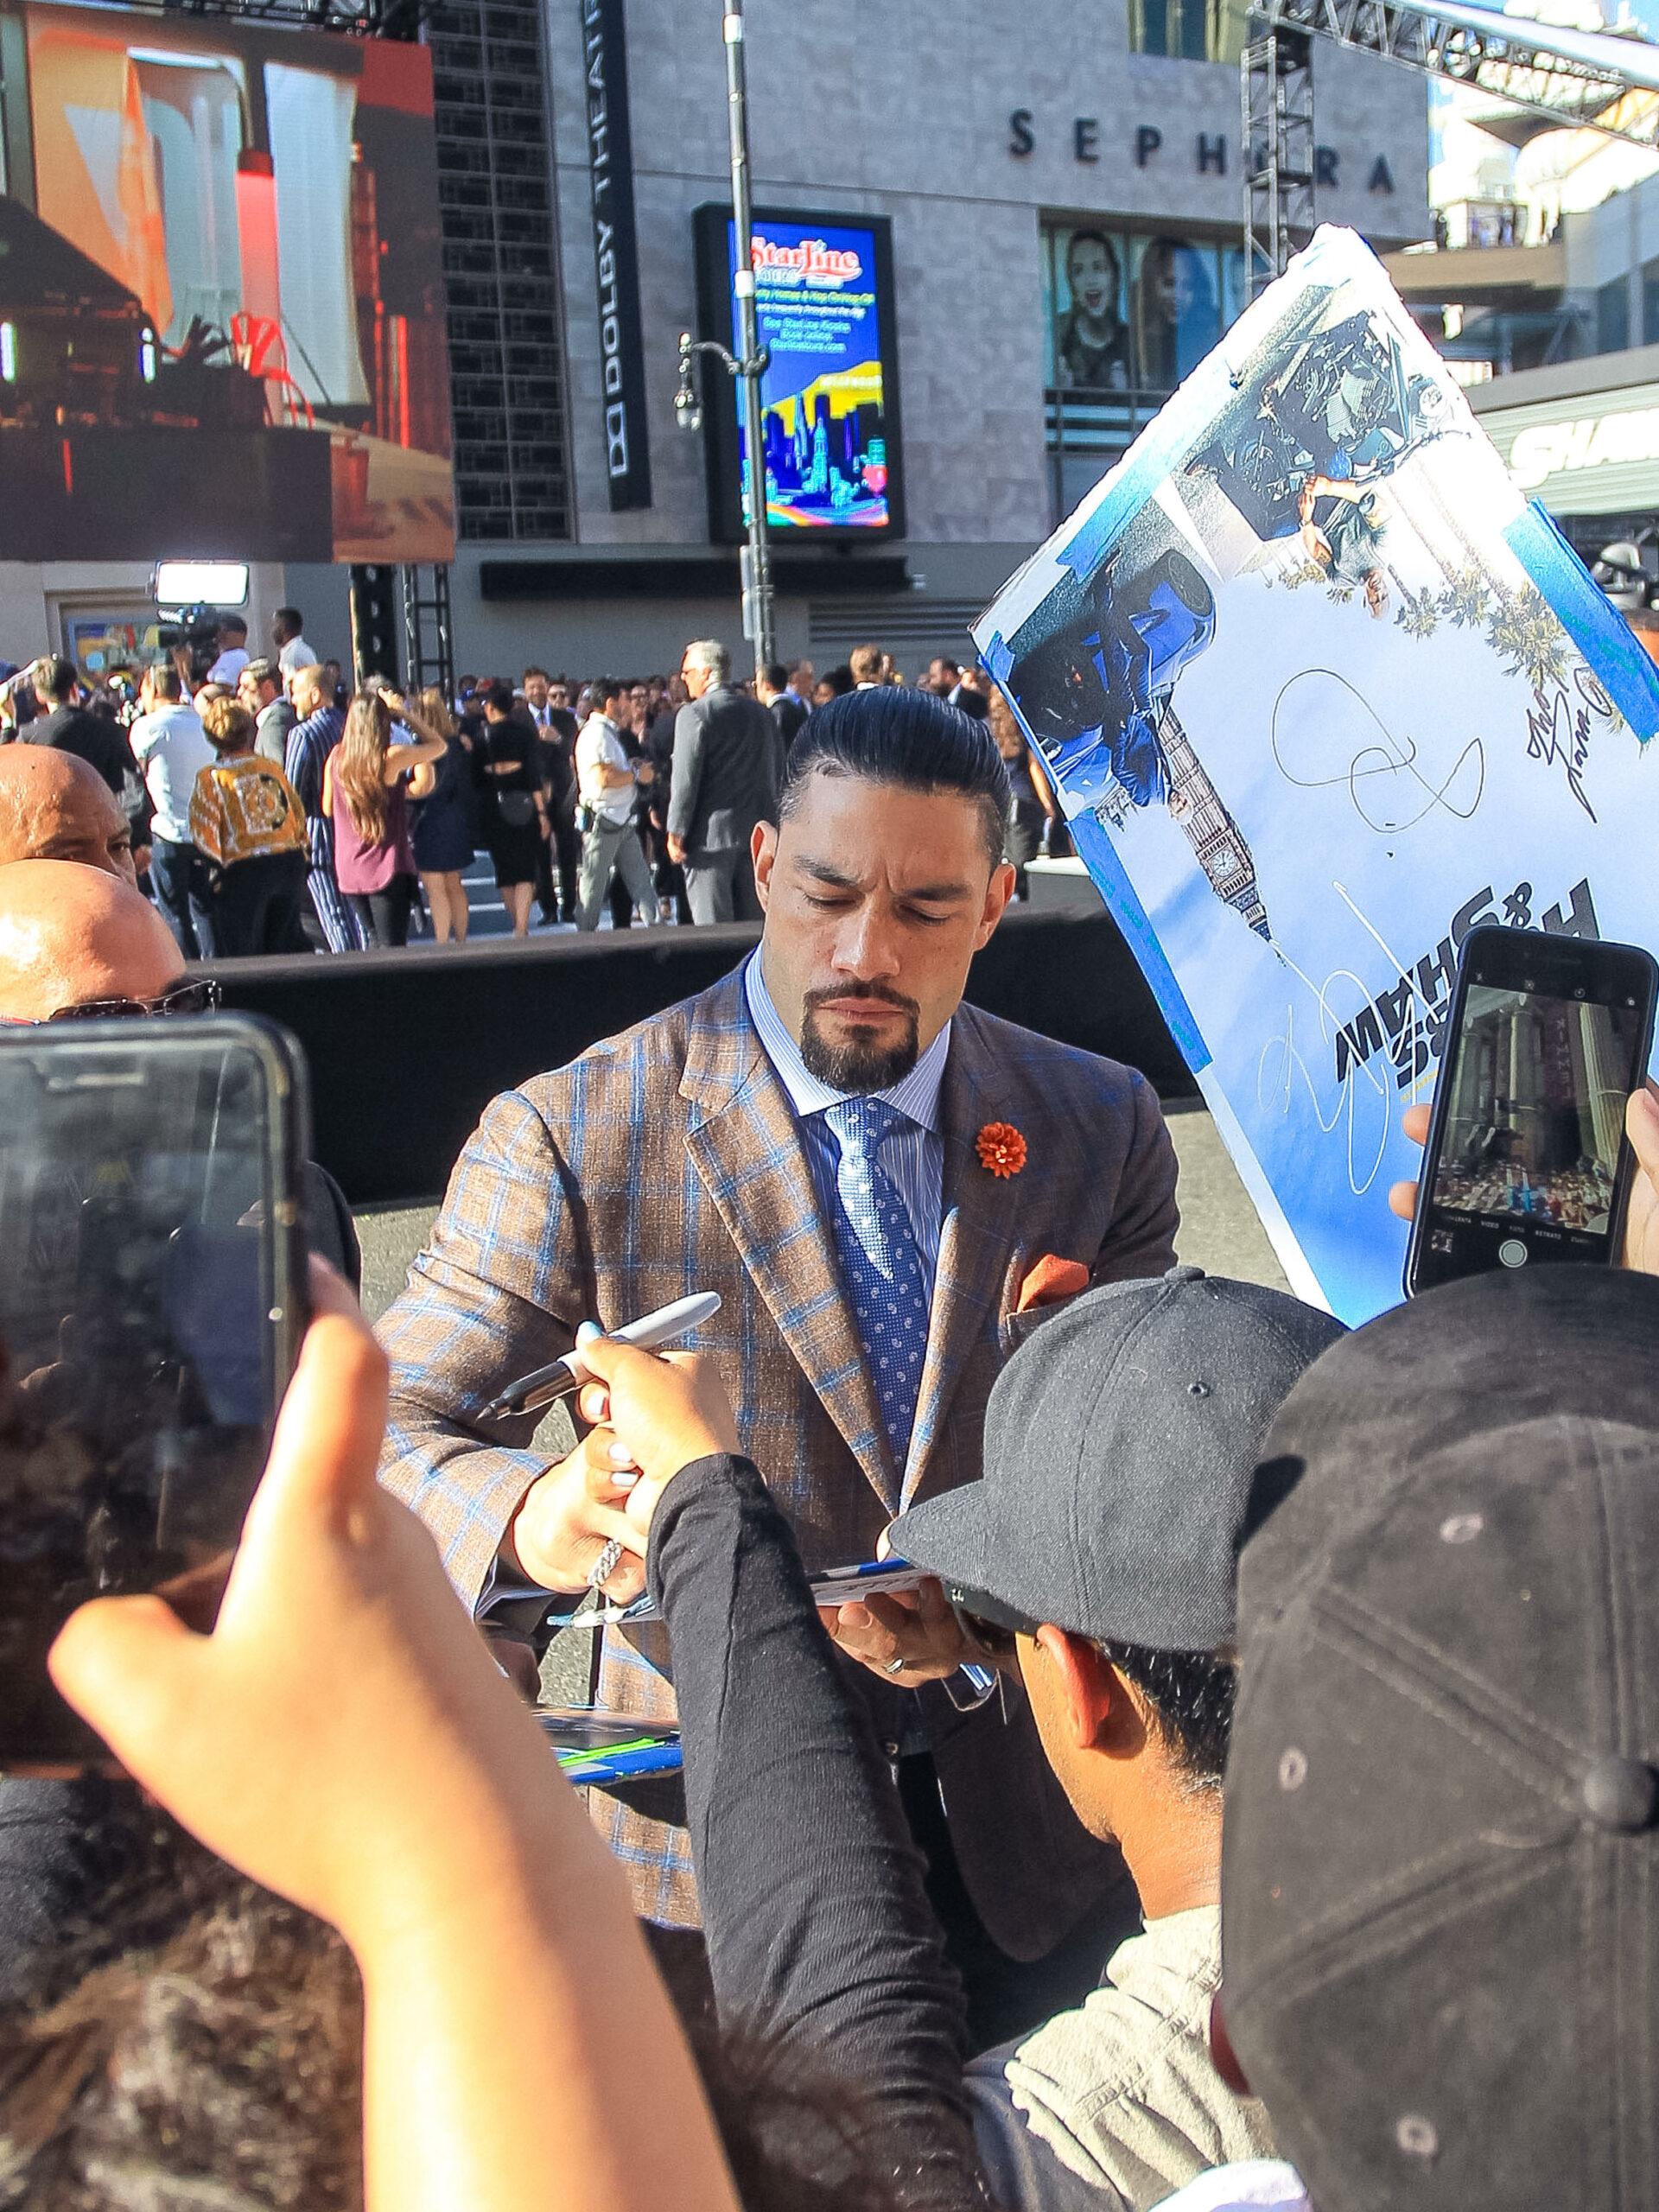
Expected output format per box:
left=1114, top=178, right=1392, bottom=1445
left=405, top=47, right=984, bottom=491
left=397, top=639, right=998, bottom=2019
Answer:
left=955, top=687, right=989, bottom=722
left=524, top=665, right=550, bottom=683
left=848, top=643, right=885, bottom=685
left=1091, top=1637, right=1235, bottom=1782
left=483, top=677, right=516, bottom=716
left=780, top=684, right=1012, bottom=871
left=762, top=663, right=790, bottom=693
left=38, top=656, right=78, bottom=704
left=148, top=664, right=184, bottom=703
left=275, top=607, right=304, bottom=639
left=244, top=658, right=279, bottom=693
left=594, top=677, right=626, bottom=713
left=821, top=664, right=855, bottom=698
left=219, top=616, right=249, bottom=641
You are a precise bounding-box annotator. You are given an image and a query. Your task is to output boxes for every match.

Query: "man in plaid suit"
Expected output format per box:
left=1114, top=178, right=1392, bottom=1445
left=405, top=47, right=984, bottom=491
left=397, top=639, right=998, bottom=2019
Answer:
left=378, top=688, right=1179, bottom=2008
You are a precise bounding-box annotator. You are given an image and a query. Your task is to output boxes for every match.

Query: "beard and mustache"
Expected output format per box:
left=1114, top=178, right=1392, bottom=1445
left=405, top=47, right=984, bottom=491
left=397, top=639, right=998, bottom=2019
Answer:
left=798, top=982, right=921, bottom=1093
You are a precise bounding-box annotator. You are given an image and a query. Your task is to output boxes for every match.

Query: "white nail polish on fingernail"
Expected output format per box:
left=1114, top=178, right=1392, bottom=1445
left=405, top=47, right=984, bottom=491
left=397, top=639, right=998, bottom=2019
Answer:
left=613, top=1470, right=639, bottom=1490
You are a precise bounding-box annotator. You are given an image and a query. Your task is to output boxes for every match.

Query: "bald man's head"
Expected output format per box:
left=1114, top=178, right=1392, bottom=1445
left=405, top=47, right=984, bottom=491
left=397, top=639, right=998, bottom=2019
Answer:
left=289, top=664, right=327, bottom=720
left=0, top=862, right=184, bottom=1022
left=0, top=747, right=136, bottom=886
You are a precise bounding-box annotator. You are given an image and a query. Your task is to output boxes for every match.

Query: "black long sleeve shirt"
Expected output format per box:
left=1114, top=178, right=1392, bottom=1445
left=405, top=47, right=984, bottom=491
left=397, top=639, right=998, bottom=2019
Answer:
left=646, top=1453, right=993, bottom=2212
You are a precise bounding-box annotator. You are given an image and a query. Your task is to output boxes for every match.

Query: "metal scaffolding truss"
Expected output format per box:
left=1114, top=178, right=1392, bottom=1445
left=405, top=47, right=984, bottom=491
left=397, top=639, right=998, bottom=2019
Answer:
left=1266, top=0, right=1659, bottom=147
left=1243, top=15, right=1316, bottom=293
left=112, top=0, right=429, bottom=37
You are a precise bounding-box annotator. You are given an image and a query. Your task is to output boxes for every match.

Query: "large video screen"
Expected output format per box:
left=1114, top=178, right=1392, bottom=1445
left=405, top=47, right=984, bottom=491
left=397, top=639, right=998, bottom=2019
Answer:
left=693, top=204, right=904, bottom=542
left=0, top=4, right=454, bottom=563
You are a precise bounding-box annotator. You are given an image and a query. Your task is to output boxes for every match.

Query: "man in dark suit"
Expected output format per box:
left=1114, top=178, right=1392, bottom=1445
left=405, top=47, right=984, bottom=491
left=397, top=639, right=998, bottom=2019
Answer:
left=758, top=661, right=808, bottom=756
left=524, top=667, right=577, bottom=924
left=665, top=639, right=781, bottom=925
left=378, top=687, right=1180, bottom=2030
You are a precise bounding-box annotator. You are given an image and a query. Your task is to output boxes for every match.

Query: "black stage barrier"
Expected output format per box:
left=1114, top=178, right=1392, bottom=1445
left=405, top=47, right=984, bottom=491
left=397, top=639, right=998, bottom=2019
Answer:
left=200, top=906, right=1192, bottom=1209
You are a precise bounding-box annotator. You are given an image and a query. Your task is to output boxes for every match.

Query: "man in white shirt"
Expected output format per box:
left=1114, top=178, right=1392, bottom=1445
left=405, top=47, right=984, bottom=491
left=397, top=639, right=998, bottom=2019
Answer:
left=128, top=663, right=214, bottom=956
left=574, top=676, right=657, bottom=931
left=272, top=607, right=320, bottom=680
left=205, top=617, right=251, bottom=688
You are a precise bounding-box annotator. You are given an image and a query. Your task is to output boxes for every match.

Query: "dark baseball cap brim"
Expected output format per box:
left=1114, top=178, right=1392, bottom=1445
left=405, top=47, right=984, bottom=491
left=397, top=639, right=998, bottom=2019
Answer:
left=887, top=1483, right=1038, bottom=1636
left=893, top=1268, right=1346, bottom=1650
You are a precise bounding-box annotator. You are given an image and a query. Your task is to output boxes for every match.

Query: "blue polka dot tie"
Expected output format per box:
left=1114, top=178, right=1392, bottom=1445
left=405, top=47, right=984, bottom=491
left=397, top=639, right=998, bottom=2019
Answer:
left=823, top=1096, right=931, bottom=1480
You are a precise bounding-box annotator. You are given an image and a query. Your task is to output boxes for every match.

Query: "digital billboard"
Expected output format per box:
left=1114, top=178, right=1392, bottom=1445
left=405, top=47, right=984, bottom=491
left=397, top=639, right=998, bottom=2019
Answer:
left=0, top=4, right=454, bottom=564
left=693, top=203, right=904, bottom=542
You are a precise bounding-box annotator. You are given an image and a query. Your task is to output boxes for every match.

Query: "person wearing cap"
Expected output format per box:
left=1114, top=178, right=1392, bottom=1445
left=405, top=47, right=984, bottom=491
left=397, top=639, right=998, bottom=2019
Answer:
left=1186, top=1263, right=1659, bottom=2212
left=569, top=1265, right=1343, bottom=2212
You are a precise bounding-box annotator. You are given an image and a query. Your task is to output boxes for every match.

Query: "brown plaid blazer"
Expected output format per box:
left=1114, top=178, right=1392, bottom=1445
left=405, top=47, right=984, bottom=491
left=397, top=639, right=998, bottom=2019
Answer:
left=378, top=963, right=1179, bottom=1952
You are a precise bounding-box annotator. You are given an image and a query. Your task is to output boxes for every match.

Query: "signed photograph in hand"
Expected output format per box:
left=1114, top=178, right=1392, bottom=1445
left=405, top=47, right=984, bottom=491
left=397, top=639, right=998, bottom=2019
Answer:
left=979, top=226, right=1659, bottom=1323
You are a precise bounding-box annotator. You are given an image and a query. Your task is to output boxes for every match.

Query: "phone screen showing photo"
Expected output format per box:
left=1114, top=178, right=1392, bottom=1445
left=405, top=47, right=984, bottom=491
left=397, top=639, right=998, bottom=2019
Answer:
left=0, top=1032, right=283, bottom=1764
left=1418, top=980, right=1649, bottom=1287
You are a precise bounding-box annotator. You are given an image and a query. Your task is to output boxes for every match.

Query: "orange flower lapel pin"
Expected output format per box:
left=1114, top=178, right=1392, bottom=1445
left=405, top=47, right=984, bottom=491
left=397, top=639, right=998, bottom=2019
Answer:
left=976, top=1121, right=1027, bottom=1179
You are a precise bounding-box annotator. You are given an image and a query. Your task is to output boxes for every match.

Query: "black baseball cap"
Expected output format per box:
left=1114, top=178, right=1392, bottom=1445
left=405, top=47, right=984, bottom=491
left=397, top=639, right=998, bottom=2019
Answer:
left=1224, top=1267, right=1659, bottom=2212
left=887, top=1267, right=1345, bottom=1648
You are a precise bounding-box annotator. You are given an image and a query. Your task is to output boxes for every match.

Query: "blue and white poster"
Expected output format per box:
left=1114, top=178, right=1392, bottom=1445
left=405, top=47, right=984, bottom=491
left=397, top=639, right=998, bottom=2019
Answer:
left=976, top=227, right=1659, bottom=1325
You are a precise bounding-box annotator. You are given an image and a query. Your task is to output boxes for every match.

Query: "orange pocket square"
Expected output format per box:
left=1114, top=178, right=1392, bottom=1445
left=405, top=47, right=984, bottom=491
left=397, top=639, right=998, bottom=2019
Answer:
left=1015, top=1255, right=1091, bottom=1313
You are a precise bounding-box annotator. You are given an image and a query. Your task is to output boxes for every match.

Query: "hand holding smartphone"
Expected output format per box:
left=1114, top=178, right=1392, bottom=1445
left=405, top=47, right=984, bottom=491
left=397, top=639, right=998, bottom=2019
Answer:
left=0, top=1014, right=308, bottom=1769
left=1404, top=926, right=1658, bottom=1297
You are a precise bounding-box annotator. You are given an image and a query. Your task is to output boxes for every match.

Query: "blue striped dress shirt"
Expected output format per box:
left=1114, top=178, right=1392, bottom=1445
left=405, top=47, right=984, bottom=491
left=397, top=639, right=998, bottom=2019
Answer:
left=742, top=953, right=948, bottom=1284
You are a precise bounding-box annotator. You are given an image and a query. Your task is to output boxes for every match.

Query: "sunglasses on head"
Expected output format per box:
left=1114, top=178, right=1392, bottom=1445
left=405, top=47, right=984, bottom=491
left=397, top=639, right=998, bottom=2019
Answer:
left=0, top=978, right=221, bottom=1026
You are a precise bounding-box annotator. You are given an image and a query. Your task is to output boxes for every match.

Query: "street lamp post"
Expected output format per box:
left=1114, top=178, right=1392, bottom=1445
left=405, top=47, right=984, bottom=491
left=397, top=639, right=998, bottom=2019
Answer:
left=674, top=0, right=775, bottom=681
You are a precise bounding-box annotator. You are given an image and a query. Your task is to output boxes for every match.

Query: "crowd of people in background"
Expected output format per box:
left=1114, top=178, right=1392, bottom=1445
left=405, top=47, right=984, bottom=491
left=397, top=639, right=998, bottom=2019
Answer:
left=0, top=615, right=1069, bottom=957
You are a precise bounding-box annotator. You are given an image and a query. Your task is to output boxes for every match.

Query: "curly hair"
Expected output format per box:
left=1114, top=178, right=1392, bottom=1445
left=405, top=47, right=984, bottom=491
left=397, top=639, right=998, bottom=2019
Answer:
left=198, top=696, right=256, bottom=757
left=0, top=1823, right=931, bottom=2212
left=0, top=1827, right=361, bottom=2210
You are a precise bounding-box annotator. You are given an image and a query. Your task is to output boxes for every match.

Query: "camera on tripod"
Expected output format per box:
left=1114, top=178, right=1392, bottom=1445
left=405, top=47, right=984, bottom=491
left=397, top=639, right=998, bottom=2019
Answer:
left=150, top=562, right=250, bottom=684
left=155, top=606, right=224, bottom=683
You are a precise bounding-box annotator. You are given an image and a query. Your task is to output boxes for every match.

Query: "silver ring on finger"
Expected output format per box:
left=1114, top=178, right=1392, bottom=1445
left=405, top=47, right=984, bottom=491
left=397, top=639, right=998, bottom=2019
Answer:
left=588, top=1536, right=626, bottom=1591
left=884, top=1656, right=908, bottom=1676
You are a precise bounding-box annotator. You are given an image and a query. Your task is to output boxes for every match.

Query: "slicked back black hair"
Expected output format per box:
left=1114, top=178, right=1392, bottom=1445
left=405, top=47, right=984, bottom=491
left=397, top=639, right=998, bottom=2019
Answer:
left=780, top=686, right=1011, bottom=870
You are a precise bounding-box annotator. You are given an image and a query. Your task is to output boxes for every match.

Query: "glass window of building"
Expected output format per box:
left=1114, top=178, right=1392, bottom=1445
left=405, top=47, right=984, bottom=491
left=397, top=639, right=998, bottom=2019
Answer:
left=1597, top=275, right=1630, bottom=356
left=1128, top=0, right=1243, bottom=60
left=1042, top=219, right=1246, bottom=526
left=1643, top=256, right=1659, bottom=346
left=1041, top=222, right=1243, bottom=393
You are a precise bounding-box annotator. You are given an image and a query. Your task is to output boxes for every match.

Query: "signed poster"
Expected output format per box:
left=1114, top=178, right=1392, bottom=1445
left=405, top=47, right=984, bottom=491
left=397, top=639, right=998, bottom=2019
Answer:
left=976, top=226, right=1659, bottom=1324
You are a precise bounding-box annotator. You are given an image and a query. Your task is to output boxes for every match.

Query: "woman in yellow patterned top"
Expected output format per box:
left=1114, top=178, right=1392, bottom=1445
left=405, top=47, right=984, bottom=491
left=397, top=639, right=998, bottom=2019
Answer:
left=188, top=696, right=310, bottom=958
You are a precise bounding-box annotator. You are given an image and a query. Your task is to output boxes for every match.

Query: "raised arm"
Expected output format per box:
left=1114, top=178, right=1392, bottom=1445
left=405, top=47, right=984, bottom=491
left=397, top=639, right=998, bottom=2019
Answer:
left=580, top=1340, right=990, bottom=2212
left=49, top=1272, right=741, bottom=2212
left=378, top=685, right=450, bottom=769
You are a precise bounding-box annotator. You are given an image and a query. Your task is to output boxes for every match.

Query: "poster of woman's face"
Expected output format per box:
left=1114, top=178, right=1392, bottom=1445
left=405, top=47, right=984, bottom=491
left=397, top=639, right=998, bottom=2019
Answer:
left=1045, top=223, right=1246, bottom=396
left=1046, top=225, right=1129, bottom=391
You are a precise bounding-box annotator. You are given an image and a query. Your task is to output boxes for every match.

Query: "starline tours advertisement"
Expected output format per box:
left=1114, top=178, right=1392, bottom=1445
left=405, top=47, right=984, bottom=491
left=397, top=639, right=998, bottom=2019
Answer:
left=724, top=213, right=894, bottom=531
left=976, top=226, right=1659, bottom=1326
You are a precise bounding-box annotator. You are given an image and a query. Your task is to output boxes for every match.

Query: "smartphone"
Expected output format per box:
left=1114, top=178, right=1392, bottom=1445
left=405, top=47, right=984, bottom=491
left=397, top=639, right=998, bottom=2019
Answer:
left=1405, top=925, right=1658, bottom=1297
left=0, top=1015, right=309, bottom=1768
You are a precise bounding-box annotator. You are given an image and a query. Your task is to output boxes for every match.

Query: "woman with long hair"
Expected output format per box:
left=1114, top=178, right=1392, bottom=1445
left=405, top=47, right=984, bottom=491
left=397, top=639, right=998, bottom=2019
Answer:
left=322, top=684, right=450, bottom=948
left=410, top=686, right=476, bottom=944
left=988, top=687, right=1058, bottom=900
